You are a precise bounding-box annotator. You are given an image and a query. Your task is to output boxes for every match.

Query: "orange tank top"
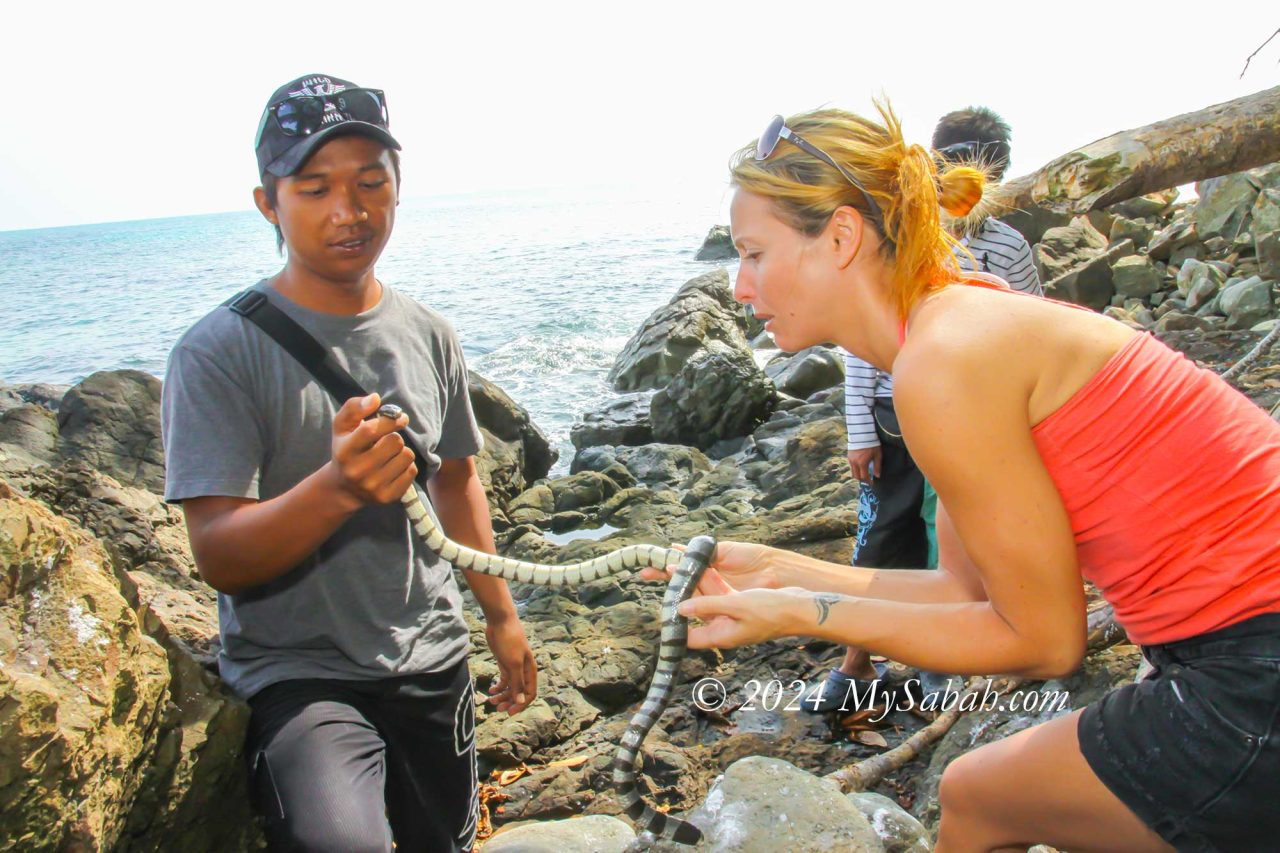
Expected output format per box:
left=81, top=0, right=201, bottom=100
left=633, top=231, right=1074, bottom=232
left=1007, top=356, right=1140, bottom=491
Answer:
left=906, top=275, right=1280, bottom=645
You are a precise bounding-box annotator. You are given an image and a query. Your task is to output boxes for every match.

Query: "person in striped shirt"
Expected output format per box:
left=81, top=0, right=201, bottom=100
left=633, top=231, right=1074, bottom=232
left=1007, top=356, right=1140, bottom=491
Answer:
left=809, top=107, right=1042, bottom=711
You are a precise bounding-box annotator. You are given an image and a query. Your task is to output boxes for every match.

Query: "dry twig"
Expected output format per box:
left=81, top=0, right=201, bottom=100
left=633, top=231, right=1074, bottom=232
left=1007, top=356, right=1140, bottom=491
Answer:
left=1240, top=27, right=1280, bottom=78
left=1221, top=323, right=1280, bottom=384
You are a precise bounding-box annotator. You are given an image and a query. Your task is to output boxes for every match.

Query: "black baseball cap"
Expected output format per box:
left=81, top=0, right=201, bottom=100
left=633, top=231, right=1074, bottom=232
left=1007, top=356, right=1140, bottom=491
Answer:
left=255, top=74, right=401, bottom=178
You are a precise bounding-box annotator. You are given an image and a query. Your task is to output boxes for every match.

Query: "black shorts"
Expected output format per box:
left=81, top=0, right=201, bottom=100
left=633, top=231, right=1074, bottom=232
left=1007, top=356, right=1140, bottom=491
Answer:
left=1078, top=611, right=1280, bottom=852
left=245, top=657, right=478, bottom=853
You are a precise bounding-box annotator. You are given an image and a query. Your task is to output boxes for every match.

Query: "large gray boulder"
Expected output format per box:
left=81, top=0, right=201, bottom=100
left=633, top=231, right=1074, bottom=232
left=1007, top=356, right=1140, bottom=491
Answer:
left=650, top=341, right=777, bottom=450
left=0, top=405, right=59, bottom=464
left=0, top=382, right=68, bottom=416
left=570, top=393, right=654, bottom=450
left=486, top=815, right=635, bottom=852
left=1108, top=215, right=1156, bottom=249
left=1111, top=255, right=1162, bottom=299
left=468, top=371, right=557, bottom=522
left=676, top=756, right=885, bottom=852
left=1253, top=188, right=1280, bottom=281
left=57, top=369, right=166, bottom=493
left=1034, top=219, right=1108, bottom=283
left=1220, top=276, right=1274, bottom=330
left=848, top=792, right=931, bottom=853
left=765, top=346, right=845, bottom=400
left=1195, top=171, right=1260, bottom=241
left=695, top=225, right=738, bottom=262
left=613, top=444, right=712, bottom=490
left=608, top=270, right=755, bottom=392
left=1, top=474, right=259, bottom=852
left=1042, top=239, right=1135, bottom=312
left=1108, top=190, right=1176, bottom=220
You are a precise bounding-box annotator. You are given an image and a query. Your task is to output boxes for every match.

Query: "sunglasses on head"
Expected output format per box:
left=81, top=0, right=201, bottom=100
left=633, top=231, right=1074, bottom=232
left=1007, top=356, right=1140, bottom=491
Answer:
left=754, top=115, right=888, bottom=237
left=935, top=139, right=1003, bottom=165
left=254, top=88, right=389, bottom=148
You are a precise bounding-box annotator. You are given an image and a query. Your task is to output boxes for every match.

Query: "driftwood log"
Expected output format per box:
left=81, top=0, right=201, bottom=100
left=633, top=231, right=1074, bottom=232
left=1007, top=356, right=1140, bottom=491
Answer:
left=1001, top=86, right=1280, bottom=217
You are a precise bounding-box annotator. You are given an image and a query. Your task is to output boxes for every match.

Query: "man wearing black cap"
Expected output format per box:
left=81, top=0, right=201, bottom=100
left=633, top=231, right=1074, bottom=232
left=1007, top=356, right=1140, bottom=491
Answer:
left=160, top=74, right=535, bottom=852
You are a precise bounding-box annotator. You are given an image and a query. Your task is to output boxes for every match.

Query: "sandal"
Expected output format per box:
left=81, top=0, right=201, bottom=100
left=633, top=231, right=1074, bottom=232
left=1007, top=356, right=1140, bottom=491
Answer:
left=801, top=663, right=888, bottom=713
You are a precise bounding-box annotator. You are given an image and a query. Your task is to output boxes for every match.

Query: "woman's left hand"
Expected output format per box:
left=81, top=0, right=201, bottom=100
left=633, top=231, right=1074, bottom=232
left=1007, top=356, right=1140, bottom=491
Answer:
left=676, top=587, right=810, bottom=649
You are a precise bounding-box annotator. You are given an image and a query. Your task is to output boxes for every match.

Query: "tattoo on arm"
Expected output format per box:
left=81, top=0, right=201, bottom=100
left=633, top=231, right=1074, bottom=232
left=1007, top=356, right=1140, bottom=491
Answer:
left=814, top=593, right=842, bottom=625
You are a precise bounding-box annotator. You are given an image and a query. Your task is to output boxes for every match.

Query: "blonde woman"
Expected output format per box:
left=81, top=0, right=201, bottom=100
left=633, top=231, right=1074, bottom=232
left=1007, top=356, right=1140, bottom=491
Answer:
left=648, top=106, right=1280, bottom=851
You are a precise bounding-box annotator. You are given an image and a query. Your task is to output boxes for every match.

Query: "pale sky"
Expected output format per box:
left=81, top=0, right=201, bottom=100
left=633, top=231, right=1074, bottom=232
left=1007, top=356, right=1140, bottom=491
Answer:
left=2, top=0, right=1276, bottom=232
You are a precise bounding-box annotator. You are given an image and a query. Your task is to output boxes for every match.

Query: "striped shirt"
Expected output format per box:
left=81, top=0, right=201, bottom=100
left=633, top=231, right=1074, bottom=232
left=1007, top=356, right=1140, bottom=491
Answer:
left=843, top=218, right=1042, bottom=450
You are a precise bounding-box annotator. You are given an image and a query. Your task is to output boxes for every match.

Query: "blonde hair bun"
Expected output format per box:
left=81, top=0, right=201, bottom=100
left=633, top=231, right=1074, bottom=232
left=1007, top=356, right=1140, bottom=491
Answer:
left=938, top=166, right=985, bottom=217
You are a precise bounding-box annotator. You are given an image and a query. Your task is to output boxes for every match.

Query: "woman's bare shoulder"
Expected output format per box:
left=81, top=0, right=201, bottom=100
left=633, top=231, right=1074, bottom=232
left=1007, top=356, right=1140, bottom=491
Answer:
left=894, top=286, right=1137, bottom=425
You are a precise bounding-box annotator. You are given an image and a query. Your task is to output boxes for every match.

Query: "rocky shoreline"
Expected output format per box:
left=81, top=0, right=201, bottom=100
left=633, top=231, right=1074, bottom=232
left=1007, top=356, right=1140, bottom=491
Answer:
left=3, top=161, right=1278, bottom=851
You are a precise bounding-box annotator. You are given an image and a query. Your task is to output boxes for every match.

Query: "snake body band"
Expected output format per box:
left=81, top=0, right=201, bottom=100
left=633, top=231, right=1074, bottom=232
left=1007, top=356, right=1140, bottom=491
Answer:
left=378, top=404, right=714, bottom=844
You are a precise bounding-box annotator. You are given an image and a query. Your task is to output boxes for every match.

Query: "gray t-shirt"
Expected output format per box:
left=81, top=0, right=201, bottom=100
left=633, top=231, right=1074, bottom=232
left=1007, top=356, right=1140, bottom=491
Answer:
left=161, top=280, right=484, bottom=698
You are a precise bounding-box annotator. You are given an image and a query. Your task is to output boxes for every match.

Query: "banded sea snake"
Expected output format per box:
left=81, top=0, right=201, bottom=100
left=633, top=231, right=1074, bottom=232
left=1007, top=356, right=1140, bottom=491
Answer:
left=379, top=404, right=714, bottom=845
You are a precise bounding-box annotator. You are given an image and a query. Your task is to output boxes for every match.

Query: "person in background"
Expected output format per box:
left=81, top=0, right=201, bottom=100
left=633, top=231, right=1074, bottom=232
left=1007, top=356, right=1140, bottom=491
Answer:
left=808, top=107, right=1042, bottom=712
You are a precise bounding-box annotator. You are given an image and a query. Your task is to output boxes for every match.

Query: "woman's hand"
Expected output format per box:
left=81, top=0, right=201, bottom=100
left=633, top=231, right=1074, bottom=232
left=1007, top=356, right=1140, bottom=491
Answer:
left=675, top=587, right=811, bottom=649
left=638, top=540, right=785, bottom=594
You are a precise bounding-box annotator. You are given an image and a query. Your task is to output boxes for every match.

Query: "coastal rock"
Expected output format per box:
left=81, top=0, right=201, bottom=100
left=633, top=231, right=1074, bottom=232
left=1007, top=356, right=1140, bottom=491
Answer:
left=1258, top=231, right=1280, bottom=282
left=1110, top=255, right=1161, bottom=299
left=1194, top=172, right=1259, bottom=241
left=764, top=346, right=845, bottom=400
left=0, top=404, right=59, bottom=464
left=1147, top=215, right=1198, bottom=262
left=546, top=602, right=659, bottom=708
left=13, top=465, right=259, bottom=850
left=508, top=484, right=555, bottom=526
left=1254, top=189, right=1280, bottom=280
left=17, top=383, right=69, bottom=412
left=676, top=756, right=885, bottom=852
left=1043, top=239, right=1134, bottom=312
left=0, top=383, right=68, bottom=416
left=1108, top=216, right=1156, bottom=250
left=1034, top=219, right=1108, bottom=283
left=1158, top=312, right=1218, bottom=333
left=1255, top=188, right=1280, bottom=233
left=1185, top=266, right=1224, bottom=312
left=475, top=688, right=600, bottom=764
left=650, top=341, right=777, bottom=450
left=486, top=815, right=635, bottom=852
left=999, top=206, right=1071, bottom=246
left=549, top=471, right=622, bottom=514
left=1108, top=191, right=1176, bottom=219
left=0, top=481, right=251, bottom=852
left=1220, top=276, right=1274, bottom=330
left=571, top=393, right=655, bottom=451
left=0, top=483, right=167, bottom=849
left=751, top=417, right=853, bottom=508
left=57, top=370, right=166, bottom=493
left=21, top=464, right=220, bottom=661
left=0, top=384, right=21, bottom=413
left=1176, top=259, right=1226, bottom=301
left=848, top=792, right=932, bottom=853
left=695, top=225, right=739, bottom=262
left=470, top=371, right=558, bottom=517
left=612, top=444, right=713, bottom=490
left=608, top=270, right=755, bottom=393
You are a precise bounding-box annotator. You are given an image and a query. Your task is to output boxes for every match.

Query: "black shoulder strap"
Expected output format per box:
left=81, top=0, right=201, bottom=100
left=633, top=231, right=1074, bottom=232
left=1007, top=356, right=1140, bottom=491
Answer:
left=223, top=289, right=432, bottom=486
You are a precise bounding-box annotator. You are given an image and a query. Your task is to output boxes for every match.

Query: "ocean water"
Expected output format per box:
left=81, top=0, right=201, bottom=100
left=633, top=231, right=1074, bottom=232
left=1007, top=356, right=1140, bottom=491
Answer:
left=0, top=184, right=737, bottom=475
